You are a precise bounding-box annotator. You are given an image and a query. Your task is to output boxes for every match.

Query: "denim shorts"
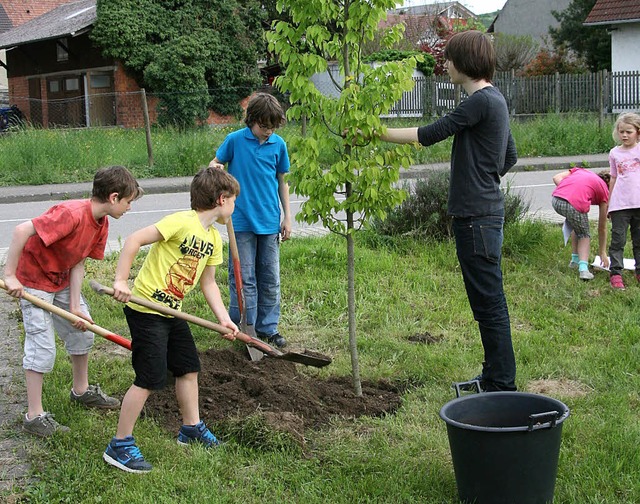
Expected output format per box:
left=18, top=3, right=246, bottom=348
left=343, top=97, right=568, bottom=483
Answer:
left=21, top=287, right=94, bottom=373
left=124, top=306, right=201, bottom=390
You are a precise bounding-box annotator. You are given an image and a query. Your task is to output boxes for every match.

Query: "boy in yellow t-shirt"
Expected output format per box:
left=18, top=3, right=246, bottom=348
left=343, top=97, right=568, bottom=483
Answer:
left=103, top=167, right=240, bottom=473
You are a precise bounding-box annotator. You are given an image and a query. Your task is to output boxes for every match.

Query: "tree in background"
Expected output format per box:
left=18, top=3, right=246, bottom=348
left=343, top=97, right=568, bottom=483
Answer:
left=267, top=0, right=418, bottom=396
left=362, top=13, right=440, bottom=55
left=91, top=0, right=264, bottom=126
left=493, top=33, right=539, bottom=73
left=522, top=47, right=587, bottom=76
left=550, top=0, right=611, bottom=72
left=419, top=17, right=485, bottom=75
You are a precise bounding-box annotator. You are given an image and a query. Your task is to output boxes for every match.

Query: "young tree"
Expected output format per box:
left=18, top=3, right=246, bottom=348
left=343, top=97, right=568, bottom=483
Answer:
left=91, top=0, right=264, bottom=126
left=550, top=0, right=611, bottom=71
left=267, top=0, right=418, bottom=395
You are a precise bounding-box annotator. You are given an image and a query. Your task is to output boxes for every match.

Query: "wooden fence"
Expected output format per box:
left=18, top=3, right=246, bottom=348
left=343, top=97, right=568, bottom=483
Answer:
left=386, top=70, right=640, bottom=118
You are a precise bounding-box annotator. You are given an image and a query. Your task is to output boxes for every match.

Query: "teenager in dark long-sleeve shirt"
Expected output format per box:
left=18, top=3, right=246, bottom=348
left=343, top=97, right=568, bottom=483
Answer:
left=381, top=30, right=517, bottom=391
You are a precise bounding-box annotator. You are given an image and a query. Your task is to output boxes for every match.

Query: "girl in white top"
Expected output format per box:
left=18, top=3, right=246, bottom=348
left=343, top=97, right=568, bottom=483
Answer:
left=607, top=112, right=640, bottom=290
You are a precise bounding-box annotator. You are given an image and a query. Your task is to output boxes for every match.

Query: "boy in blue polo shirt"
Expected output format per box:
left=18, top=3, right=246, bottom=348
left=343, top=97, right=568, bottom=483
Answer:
left=209, top=93, right=291, bottom=348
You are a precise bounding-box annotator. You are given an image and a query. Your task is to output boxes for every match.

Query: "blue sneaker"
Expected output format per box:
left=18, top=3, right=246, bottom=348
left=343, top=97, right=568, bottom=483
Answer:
left=177, top=421, right=221, bottom=448
left=103, top=436, right=152, bottom=473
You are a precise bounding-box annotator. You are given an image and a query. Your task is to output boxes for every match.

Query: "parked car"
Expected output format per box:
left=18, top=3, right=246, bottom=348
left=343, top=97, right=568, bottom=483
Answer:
left=0, top=105, right=25, bottom=132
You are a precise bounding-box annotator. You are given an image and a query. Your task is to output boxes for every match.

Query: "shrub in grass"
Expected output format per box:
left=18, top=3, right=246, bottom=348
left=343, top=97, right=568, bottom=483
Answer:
left=371, top=170, right=451, bottom=240
left=370, top=169, right=531, bottom=241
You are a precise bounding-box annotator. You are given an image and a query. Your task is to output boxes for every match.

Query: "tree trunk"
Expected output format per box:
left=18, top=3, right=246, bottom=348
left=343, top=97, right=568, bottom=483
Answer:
left=346, top=192, right=362, bottom=397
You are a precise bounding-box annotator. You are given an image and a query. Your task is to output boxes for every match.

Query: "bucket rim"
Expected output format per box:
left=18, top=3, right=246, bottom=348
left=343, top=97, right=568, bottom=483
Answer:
left=439, top=391, right=570, bottom=433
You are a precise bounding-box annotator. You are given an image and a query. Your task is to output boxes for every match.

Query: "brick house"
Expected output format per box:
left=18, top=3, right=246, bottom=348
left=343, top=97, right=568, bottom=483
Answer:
left=0, top=0, right=238, bottom=128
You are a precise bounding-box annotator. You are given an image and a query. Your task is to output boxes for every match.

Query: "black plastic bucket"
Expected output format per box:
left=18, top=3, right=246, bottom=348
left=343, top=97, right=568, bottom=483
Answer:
left=439, top=390, right=570, bottom=504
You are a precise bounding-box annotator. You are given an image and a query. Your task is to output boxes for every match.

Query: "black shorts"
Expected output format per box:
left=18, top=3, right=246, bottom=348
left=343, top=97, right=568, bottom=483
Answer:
left=124, top=305, right=201, bottom=390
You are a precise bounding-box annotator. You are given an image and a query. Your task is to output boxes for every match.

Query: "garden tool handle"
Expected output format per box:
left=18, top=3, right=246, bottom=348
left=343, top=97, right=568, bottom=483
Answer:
left=88, top=280, right=282, bottom=356
left=0, top=279, right=132, bottom=350
left=226, top=218, right=245, bottom=314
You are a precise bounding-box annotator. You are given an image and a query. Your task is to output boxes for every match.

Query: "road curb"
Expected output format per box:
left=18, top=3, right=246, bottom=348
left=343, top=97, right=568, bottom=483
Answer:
left=0, top=156, right=609, bottom=204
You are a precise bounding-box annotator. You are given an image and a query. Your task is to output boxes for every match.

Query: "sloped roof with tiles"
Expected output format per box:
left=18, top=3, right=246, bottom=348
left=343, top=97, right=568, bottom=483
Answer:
left=584, top=0, right=640, bottom=25
left=0, top=0, right=79, bottom=28
left=0, top=0, right=95, bottom=49
left=0, top=4, right=11, bottom=34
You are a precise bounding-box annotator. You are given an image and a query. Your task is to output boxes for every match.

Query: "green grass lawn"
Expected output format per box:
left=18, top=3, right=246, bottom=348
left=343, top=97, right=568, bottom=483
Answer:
left=4, top=222, right=640, bottom=503
left=0, top=114, right=617, bottom=187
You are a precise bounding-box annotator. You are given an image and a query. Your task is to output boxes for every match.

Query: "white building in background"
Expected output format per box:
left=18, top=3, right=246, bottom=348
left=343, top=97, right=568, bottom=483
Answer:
left=584, top=0, right=640, bottom=113
left=585, top=0, right=640, bottom=74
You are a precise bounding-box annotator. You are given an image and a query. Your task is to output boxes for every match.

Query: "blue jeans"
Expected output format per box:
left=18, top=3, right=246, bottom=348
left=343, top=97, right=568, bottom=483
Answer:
left=452, top=216, right=516, bottom=391
left=228, top=232, right=281, bottom=336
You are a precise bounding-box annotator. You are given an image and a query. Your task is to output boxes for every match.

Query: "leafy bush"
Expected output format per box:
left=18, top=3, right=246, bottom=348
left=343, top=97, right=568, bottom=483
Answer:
left=370, top=170, right=451, bottom=240
left=363, top=50, right=435, bottom=76
left=91, top=0, right=264, bottom=124
left=370, top=169, right=531, bottom=241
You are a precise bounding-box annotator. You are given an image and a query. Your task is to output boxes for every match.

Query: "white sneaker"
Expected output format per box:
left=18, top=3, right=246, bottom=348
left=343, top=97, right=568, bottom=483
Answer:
left=579, top=270, right=594, bottom=281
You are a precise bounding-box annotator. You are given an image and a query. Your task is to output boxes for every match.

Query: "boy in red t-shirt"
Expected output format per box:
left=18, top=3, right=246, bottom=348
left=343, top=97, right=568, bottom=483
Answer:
left=3, top=166, right=142, bottom=437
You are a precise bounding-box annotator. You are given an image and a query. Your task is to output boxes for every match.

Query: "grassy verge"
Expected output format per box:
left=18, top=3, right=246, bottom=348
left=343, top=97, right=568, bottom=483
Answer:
left=4, top=221, right=640, bottom=503
left=0, top=114, right=616, bottom=186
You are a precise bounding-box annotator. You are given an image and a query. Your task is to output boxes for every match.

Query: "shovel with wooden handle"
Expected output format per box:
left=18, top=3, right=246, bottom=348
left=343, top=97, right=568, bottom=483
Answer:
left=0, top=279, right=132, bottom=351
left=89, top=280, right=332, bottom=368
left=226, top=217, right=264, bottom=362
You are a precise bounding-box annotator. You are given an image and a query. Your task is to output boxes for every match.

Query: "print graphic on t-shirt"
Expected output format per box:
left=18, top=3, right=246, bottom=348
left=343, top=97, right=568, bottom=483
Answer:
left=165, top=256, right=199, bottom=299
left=617, top=157, right=640, bottom=175
left=179, top=235, right=214, bottom=258
left=164, top=234, right=215, bottom=302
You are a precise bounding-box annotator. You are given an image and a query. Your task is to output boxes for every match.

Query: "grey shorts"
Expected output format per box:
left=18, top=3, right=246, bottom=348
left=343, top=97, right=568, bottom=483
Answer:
left=552, top=196, right=591, bottom=239
left=21, top=287, right=94, bottom=373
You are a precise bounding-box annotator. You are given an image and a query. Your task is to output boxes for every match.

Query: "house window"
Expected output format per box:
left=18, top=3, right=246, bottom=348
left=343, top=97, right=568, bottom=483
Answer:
left=57, top=38, right=69, bottom=62
left=65, top=78, right=80, bottom=91
left=49, top=80, right=60, bottom=93
left=90, top=74, right=111, bottom=89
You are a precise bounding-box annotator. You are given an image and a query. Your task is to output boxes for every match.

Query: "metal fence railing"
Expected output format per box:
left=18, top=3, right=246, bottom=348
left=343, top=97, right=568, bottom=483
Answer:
left=6, top=70, right=640, bottom=130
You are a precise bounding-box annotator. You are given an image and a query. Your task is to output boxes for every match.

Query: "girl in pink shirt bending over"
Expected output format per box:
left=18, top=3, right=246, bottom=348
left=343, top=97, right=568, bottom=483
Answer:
left=552, top=168, right=610, bottom=281
left=608, top=112, right=640, bottom=290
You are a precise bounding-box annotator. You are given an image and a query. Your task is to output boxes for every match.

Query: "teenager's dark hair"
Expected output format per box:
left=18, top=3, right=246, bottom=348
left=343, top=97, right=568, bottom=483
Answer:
left=443, top=30, right=496, bottom=82
left=92, top=165, right=142, bottom=202
left=191, top=167, right=240, bottom=211
left=244, top=92, right=286, bottom=129
left=597, top=170, right=611, bottom=187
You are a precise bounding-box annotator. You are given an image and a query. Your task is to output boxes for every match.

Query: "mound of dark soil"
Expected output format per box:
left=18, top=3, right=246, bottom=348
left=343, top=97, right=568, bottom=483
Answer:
left=143, top=348, right=402, bottom=442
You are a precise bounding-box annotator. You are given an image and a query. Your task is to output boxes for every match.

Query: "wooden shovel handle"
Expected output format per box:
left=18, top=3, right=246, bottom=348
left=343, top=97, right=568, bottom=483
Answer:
left=88, top=280, right=282, bottom=357
left=226, top=218, right=244, bottom=314
left=0, top=279, right=132, bottom=350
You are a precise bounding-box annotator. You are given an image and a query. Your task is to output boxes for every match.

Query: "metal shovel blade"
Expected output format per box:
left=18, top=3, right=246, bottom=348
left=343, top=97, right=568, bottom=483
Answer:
left=243, top=324, right=265, bottom=362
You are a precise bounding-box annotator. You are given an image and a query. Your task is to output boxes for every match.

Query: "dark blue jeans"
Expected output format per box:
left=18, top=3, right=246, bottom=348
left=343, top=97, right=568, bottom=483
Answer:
left=452, top=216, right=516, bottom=391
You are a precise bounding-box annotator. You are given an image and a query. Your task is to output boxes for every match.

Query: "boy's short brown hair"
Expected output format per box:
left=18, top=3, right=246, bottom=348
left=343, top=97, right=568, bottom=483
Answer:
left=92, top=165, right=142, bottom=203
left=443, top=30, right=496, bottom=82
left=190, top=167, right=240, bottom=211
left=244, top=93, right=286, bottom=130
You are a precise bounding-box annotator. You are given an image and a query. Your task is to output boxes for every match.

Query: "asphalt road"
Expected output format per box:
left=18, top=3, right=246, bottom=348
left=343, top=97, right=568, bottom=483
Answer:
left=0, top=192, right=332, bottom=262
left=0, top=167, right=609, bottom=263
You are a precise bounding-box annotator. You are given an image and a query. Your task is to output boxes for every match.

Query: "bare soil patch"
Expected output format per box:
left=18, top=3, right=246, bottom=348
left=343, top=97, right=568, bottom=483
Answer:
left=143, top=348, right=403, bottom=444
